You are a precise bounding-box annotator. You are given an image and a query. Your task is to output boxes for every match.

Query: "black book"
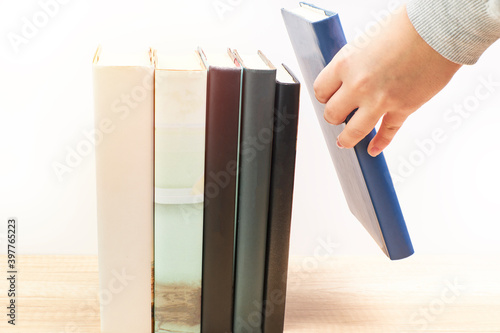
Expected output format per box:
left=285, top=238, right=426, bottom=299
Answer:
left=262, top=64, right=300, bottom=333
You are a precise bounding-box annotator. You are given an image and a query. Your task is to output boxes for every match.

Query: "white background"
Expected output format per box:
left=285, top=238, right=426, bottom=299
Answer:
left=1, top=0, right=499, bottom=256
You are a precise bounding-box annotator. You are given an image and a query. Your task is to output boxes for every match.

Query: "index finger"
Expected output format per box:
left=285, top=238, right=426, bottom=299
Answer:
left=313, top=52, right=344, bottom=103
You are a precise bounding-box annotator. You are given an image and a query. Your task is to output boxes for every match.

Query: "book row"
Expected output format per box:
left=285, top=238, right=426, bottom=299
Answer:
left=92, top=46, right=300, bottom=333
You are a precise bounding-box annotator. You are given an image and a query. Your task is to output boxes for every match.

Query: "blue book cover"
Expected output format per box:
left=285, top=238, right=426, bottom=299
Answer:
left=282, top=3, right=413, bottom=260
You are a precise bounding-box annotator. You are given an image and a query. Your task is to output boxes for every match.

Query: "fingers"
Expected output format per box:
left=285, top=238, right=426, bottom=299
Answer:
left=314, top=46, right=407, bottom=155
left=314, top=53, right=344, bottom=103
left=323, top=85, right=358, bottom=125
left=336, top=109, right=406, bottom=156
left=367, top=112, right=406, bottom=157
left=337, top=107, right=381, bottom=149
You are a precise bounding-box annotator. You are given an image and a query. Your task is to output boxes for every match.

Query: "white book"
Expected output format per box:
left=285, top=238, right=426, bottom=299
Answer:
left=92, top=46, right=154, bottom=333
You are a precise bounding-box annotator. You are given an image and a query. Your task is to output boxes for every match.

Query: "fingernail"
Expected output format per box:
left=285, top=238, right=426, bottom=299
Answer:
left=336, top=136, right=344, bottom=149
left=368, top=146, right=381, bottom=157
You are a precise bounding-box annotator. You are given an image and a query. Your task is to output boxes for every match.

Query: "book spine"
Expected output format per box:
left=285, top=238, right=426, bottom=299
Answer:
left=262, top=77, right=300, bottom=333
left=233, top=68, right=277, bottom=333
left=201, top=66, right=242, bottom=333
left=154, top=69, right=207, bottom=333
left=93, top=64, right=154, bottom=333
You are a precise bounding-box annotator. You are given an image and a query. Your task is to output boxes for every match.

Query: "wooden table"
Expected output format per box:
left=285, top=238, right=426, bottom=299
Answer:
left=0, top=255, right=499, bottom=332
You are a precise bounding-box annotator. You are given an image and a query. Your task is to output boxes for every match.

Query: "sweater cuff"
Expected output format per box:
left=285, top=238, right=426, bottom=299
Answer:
left=407, top=0, right=500, bottom=65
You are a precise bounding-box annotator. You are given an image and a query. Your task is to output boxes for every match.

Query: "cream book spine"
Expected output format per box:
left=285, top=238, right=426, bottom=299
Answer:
left=92, top=46, right=154, bottom=333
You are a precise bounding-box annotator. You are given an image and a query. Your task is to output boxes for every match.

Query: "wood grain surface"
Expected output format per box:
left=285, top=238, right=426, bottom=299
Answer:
left=0, top=255, right=499, bottom=332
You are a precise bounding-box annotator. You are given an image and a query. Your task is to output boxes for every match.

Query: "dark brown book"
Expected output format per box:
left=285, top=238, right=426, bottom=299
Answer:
left=199, top=48, right=242, bottom=333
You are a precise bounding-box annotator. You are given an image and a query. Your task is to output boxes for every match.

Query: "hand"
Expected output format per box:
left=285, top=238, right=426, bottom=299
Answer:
left=313, top=5, right=462, bottom=156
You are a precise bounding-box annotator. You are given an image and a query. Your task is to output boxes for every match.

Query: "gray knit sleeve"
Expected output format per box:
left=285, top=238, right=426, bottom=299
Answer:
left=407, top=0, right=500, bottom=64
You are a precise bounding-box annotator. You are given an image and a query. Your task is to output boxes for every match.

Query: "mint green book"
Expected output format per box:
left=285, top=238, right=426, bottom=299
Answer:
left=154, top=51, right=207, bottom=333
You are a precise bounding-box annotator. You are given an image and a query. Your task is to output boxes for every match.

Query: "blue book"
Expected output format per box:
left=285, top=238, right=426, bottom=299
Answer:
left=282, top=3, right=413, bottom=260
